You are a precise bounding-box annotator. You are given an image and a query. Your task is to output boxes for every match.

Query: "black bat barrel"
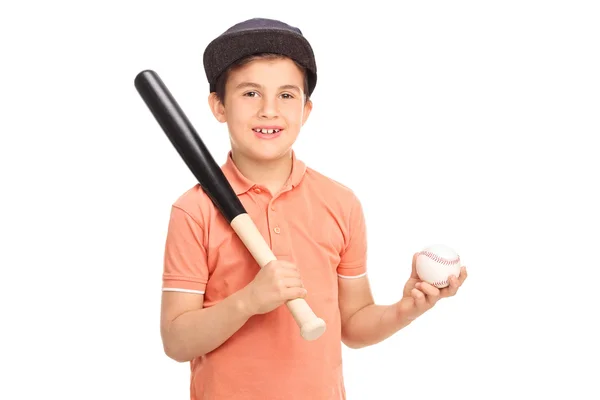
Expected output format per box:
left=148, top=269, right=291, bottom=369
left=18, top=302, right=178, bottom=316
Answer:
left=134, top=69, right=246, bottom=223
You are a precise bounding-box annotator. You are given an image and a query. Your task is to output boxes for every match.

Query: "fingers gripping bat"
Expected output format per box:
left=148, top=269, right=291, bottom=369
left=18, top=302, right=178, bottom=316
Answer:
left=134, top=70, right=326, bottom=341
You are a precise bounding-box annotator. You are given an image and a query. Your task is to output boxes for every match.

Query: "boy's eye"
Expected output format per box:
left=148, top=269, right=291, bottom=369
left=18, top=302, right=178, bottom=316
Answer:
left=243, top=92, right=294, bottom=99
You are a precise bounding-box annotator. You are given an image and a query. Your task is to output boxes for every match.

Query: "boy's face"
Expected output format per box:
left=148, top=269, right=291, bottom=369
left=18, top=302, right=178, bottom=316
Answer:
left=209, top=57, right=312, bottom=162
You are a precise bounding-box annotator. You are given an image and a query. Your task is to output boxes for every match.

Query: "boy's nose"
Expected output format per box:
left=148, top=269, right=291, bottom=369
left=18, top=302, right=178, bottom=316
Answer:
left=259, top=99, right=278, bottom=118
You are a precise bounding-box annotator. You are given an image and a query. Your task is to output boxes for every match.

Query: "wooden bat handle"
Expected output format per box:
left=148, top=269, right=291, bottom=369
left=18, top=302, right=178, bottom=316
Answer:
left=230, top=213, right=326, bottom=341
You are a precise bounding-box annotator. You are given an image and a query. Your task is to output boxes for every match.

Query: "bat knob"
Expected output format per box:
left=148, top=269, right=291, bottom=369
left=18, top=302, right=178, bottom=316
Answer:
left=300, top=318, right=327, bottom=341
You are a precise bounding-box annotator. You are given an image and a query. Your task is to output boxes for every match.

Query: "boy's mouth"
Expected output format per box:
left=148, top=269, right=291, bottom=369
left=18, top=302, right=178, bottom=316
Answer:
left=252, top=128, right=282, bottom=135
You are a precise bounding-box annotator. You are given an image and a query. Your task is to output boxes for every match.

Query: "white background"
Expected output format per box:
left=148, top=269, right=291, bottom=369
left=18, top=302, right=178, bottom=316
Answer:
left=1, top=0, right=599, bottom=399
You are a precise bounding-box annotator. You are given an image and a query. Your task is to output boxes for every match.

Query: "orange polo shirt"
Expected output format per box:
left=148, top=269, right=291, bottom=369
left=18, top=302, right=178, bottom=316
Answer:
left=162, top=150, right=367, bottom=399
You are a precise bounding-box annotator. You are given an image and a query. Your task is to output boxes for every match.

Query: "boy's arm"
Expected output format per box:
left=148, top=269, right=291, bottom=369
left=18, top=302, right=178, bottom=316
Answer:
left=160, top=258, right=307, bottom=362
left=337, top=193, right=467, bottom=349
left=336, top=193, right=404, bottom=349
left=160, top=290, right=253, bottom=362
left=338, top=256, right=467, bottom=349
left=338, top=275, right=409, bottom=349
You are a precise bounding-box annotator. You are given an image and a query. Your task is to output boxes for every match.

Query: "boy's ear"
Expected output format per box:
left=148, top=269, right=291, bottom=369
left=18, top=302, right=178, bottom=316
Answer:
left=208, top=92, right=227, bottom=123
left=301, top=98, right=313, bottom=126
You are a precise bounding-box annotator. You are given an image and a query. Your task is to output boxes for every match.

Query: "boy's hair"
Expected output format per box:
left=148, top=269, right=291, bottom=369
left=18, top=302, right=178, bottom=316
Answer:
left=214, top=53, right=310, bottom=105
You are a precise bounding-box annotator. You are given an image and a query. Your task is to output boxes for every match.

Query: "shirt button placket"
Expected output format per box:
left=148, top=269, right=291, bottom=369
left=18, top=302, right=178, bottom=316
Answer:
left=271, top=202, right=280, bottom=234
left=269, top=199, right=281, bottom=241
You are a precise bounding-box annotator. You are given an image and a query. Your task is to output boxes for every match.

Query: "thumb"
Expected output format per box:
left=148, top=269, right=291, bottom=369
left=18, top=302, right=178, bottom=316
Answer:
left=411, top=252, right=420, bottom=278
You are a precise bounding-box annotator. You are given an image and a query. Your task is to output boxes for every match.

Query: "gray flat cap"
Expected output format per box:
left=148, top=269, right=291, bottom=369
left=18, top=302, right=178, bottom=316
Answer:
left=203, top=18, right=317, bottom=96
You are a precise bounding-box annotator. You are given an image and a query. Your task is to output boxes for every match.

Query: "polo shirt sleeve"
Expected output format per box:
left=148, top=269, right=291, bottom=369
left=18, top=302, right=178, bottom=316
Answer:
left=162, top=205, right=209, bottom=295
left=337, top=194, right=367, bottom=279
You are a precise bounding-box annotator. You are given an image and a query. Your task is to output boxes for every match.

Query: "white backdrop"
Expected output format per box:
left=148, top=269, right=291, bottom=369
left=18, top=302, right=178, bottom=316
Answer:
left=1, top=1, right=599, bottom=399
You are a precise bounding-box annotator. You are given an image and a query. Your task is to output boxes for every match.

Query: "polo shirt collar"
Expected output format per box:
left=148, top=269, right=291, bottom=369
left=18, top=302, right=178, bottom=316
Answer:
left=222, top=150, right=307, bottom=195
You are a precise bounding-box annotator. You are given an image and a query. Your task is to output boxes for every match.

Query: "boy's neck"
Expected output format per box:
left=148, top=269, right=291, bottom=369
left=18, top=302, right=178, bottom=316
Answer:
left=231, top=150, right=293, bottom=195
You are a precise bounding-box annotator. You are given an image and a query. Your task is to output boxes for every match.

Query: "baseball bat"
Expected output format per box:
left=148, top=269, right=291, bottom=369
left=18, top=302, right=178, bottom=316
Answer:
left=134, top=69, right=326, bottom=341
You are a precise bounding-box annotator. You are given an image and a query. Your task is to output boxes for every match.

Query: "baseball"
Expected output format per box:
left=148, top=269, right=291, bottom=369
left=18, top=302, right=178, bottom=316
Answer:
left=415, top=244, right=462, bottom=288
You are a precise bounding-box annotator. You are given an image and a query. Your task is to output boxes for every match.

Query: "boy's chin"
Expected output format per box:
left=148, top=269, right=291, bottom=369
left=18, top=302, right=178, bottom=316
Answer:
left=242, top=146, right=292, bottom=162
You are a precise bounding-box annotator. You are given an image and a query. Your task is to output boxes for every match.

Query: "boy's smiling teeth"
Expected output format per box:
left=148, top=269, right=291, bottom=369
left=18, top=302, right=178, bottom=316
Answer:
left=253, top=128, right=281, bottom=134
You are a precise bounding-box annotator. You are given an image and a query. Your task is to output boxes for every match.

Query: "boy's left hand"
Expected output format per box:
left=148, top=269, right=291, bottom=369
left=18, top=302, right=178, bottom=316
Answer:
left=395, top=252, right=467, bottom=321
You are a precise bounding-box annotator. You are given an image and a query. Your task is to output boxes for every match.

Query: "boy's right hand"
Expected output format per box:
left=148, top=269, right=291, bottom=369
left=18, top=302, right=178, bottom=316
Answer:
left=243, top=260, right=307, bottom=316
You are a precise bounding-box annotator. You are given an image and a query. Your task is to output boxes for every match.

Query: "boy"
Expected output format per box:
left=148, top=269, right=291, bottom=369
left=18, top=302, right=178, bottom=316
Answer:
left=160, top=18, right=467, bottom=399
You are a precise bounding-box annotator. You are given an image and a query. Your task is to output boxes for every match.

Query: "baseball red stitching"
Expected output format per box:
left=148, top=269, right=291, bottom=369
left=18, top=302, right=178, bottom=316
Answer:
left=419, top=250, right=460, bottom=266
